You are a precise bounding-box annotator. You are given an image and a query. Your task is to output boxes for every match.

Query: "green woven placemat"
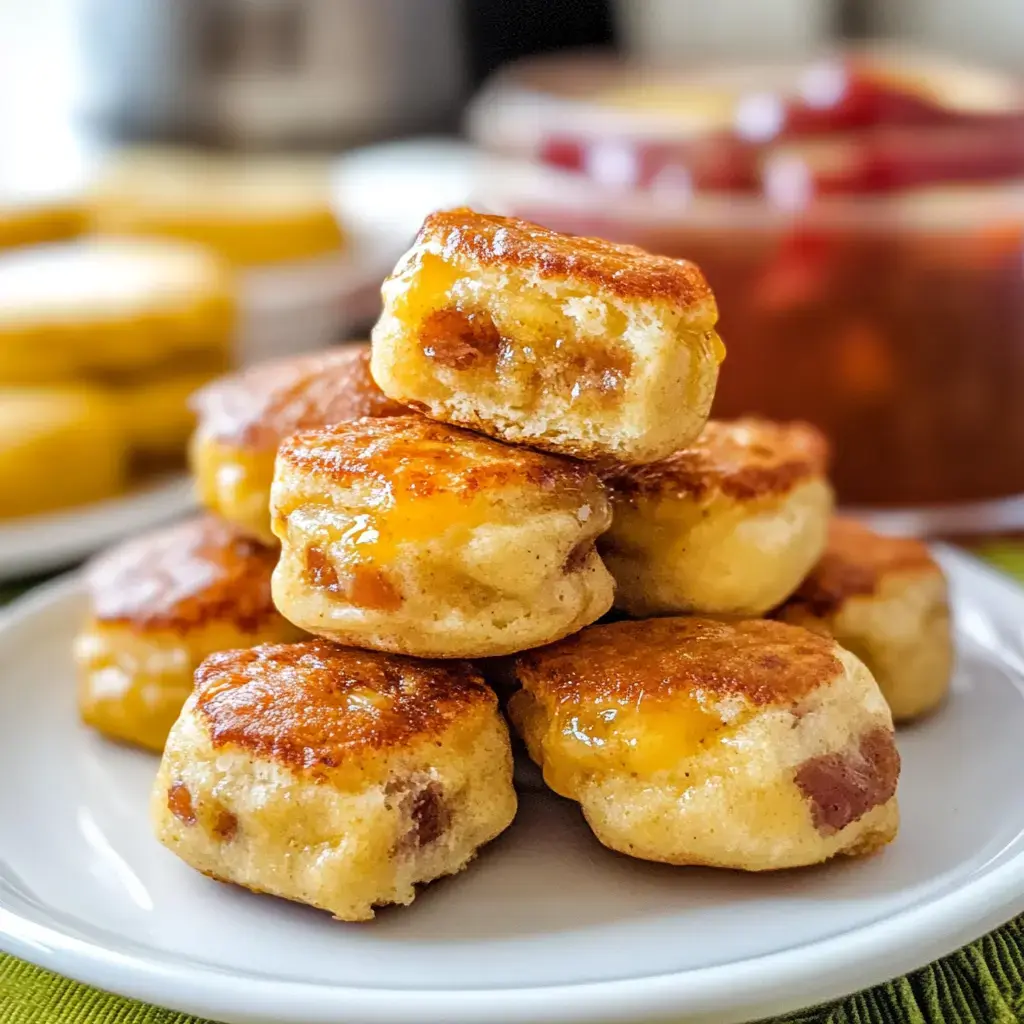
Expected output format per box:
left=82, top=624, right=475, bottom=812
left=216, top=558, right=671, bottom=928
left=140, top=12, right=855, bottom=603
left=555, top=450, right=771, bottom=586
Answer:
left=3, top=548, right=1024, bottom=1024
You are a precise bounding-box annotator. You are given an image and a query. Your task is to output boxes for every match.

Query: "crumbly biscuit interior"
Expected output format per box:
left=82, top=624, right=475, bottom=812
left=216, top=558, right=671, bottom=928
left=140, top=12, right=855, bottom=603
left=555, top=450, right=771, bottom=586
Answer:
left=377, top=251, right=723, bottom=453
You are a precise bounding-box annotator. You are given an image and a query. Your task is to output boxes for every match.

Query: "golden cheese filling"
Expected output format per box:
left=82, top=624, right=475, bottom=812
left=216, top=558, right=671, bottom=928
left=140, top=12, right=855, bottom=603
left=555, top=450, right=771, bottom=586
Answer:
left=518, top=691, right=752, bottom=798
left=280, top=488, right=571, bottom=614
left=512, top=617, right=849, bottom=798
left=273, top=417, right=607, bottom=616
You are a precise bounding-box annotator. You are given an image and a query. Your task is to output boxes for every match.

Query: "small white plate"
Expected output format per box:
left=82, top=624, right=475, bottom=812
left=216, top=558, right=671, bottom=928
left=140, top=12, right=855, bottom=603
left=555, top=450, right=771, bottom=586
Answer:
left=1, top=548, right=1023, bottom=1024
left=0, top=475, right=193, bottom=581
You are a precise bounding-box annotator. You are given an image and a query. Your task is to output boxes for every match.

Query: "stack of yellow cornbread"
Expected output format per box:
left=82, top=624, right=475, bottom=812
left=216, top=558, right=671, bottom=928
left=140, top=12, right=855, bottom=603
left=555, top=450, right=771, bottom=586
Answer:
left=0, top=239, right=235, bottom=517
left=74, top=209, right=952, bottom=922
left=0, top=148, right=347, bottom=521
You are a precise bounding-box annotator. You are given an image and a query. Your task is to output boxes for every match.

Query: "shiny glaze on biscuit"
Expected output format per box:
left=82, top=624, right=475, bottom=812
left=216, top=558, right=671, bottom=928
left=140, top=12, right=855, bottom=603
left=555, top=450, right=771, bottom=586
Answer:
left=194, top=639, right=495, bottom=769
left=411, top=208, right=714, bottom=308
left=515, top=617, right=841, bottom=710
left=278, top=414, right=600, bottom=500
left=783, top=517, right=941, bottom=617
left=603, top=419, right=829, bottom=503
left=190, top=345, right=406, bottom=451
left=86, top=515, right=280, bottom=633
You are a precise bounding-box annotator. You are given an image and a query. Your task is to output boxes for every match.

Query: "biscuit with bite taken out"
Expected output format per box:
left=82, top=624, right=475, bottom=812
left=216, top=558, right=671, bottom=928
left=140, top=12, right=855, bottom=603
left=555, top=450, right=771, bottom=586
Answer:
left=370, top=208, right=723, bottom=463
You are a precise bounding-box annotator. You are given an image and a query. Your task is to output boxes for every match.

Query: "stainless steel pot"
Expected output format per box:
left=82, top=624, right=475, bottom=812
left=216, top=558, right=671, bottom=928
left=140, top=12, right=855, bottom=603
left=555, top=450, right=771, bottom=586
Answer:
left=79, top=0, right=467, bottom=147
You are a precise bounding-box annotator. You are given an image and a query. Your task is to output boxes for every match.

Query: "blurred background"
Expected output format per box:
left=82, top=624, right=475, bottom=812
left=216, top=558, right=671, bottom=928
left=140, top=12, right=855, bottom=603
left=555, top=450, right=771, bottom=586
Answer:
left=3, top=0, right=1024, bottom=576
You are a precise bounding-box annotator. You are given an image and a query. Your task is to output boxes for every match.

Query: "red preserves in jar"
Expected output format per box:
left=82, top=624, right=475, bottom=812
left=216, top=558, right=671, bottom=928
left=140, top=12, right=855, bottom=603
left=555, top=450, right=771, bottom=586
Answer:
left=468, top=49, right=1024, bottom=529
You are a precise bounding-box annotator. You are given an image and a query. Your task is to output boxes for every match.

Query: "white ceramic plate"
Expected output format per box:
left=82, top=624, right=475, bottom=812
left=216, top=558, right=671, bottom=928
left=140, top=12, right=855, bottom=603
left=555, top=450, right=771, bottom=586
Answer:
left=1, top=547, right=1023, bottom=1024
left=0, top=476, right=194, bottom=581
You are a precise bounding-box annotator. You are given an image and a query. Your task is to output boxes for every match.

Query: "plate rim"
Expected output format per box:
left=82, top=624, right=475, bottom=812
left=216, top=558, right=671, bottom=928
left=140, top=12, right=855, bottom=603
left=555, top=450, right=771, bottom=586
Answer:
left=1, top=548, right=1023, bottom=1024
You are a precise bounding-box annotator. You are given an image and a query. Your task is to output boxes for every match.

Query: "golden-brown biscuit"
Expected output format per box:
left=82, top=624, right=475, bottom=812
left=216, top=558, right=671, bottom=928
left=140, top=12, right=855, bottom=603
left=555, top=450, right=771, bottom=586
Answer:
left=271, top=415, right=614, bottom=658
left=190, top=345, right=407, bottom=544
left=509, top=617, right=899, bottom=870
left=776, top=518, right=952, bottom=723
left=152, top=640, right=517, bottom=920
left=600, top=419, right=834, bottom=617
left=75, top=516, right=304, bottom=751
left=0, top=386, right=127, bottom=518
left=371, top=208, right=723, bottom=463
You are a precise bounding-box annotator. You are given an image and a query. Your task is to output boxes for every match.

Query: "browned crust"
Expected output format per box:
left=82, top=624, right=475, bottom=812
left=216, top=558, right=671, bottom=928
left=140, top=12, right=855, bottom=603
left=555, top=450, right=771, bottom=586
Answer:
left=86, top=515, right=281, bottom=633
left=602, top=419, right=829, bottom=502
left=780, top=517, right=942, bottom=617
left=278, top=414, right=601, bottom=499
left=194, top=639, right=496, bottom=769
left=190, top=345, right=407, bottom=450
left=413, top=207, right=715, bottom=309
left=795, top=727, right=900, bottom=836
left=514, top=617, right=842, bottom=709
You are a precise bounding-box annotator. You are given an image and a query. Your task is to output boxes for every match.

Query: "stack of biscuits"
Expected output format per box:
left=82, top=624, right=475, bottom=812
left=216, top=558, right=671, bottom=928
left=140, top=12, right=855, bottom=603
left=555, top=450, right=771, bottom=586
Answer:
left=73, top=209, right=953, bottom=922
